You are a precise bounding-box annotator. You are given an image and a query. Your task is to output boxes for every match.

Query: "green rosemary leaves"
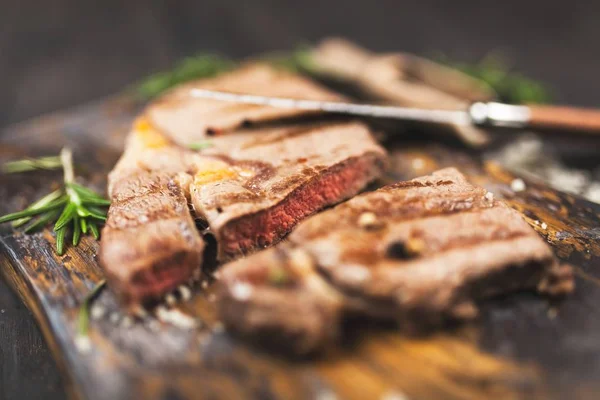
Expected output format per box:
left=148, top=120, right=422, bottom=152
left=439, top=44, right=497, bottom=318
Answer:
left=0, top=148, right=110, bottom=255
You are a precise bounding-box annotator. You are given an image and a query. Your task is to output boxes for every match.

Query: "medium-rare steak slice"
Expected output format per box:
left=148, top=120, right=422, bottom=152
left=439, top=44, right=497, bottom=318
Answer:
left=218, top=168, right=574, bottom=353
left=192, top=121, right=386, bottom=260
left=100, top=65, right=387, bottom=306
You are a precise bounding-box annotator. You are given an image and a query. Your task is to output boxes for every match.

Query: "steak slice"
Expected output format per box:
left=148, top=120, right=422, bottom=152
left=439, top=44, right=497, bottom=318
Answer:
left=100, top=65, right=387, bottom=306
left=100, top=126, right=205, bottom=307
left=218, top=168, right=574, bottom=353
left=191, top=121, right=386, bottom=260
left=146, top=63, right=345, bottom=146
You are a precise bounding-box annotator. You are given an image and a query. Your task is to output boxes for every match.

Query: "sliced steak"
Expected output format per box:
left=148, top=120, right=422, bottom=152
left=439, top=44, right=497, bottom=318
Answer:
left=218, top=168, right=574, bottom=353
left=100, top=125, right=205, bottom=308
left=146, top=64, right=345, bottom=145
left=218, top=243, right=344, bottom=354
left=192, top=121, right=386, bottom=260
left=100, top=66, right=387, bottom=306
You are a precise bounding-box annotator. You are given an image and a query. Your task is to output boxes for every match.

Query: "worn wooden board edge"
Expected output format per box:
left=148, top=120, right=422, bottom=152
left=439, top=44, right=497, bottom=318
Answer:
left=0, top=241, right=82, bottom=400
left=0, top=94, right=600, bottom=400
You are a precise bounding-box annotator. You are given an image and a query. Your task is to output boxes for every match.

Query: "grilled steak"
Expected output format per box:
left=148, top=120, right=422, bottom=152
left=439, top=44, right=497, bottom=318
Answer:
left=146, top=63, right=345, bottom=146
left=218, top=168, right=574, bottom=354
left=100, top=65, right=387, bottom=306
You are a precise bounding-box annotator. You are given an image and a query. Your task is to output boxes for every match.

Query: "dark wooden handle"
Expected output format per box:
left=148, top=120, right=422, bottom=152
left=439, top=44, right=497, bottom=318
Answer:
left=528, top=105, right=600, bottom=133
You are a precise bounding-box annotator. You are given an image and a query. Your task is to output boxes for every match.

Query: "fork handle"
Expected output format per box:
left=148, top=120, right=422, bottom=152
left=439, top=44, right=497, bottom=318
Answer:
left=527, top=104, right=600, bottom=133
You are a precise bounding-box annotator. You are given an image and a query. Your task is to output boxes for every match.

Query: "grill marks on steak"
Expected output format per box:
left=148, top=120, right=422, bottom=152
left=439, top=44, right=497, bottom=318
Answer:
left=100, top=171, right=204, bottom=307
left=192, top=122, right=387, bottom=260
left=218, top=168, right=574, bottom=354
left=100, top=65, right=387, bottom=306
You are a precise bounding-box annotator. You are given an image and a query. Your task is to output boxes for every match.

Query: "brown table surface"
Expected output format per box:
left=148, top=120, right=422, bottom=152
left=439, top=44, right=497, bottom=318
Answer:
left=1, top=1, right=600, bottom=399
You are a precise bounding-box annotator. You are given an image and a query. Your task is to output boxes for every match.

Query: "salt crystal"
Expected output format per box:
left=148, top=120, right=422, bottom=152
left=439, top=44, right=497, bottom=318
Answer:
left=75, top=335, right=91, bottom=353
left=541, top=222, right=548, bottom=230
left=178, top=285, right=192, bottom=301
left=155, top=306, right=197, bottom=329
left=510, top=178, right=526, bottom=192
left=165, top=293, right=177, bottom=306
left=90, top=304, right=106, bottom=320
left=231, top=282, right=253, bottom=301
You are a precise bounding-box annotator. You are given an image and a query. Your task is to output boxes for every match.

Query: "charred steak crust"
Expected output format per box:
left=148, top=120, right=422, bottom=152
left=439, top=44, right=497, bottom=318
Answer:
left=100, top=171, right=204, bottom=307
left=218, top=168, right=574, bottom=354
left=100, top=65, right=387, bottom=306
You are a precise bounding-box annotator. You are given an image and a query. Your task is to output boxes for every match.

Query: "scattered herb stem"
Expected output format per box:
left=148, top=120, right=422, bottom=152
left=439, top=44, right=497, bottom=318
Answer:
left=187, top=141, right=214, bottom=151
left=1, top=156, right=62, bottom=173
left=78, top=280, right=107, bottom=337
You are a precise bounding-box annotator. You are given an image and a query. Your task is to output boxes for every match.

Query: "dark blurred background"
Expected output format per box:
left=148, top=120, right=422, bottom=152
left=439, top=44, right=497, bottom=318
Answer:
left=1, top=0, right=599, bottom=398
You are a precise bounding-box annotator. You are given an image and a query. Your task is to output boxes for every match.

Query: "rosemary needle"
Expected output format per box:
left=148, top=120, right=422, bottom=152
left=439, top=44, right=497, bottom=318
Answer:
left=1, top=156, right=62, bottom=173
left=11, top=189, right=65, bottom=228
left=187, top=141, right=214, bottom=151
left=55, top=226, right=66, bottom=255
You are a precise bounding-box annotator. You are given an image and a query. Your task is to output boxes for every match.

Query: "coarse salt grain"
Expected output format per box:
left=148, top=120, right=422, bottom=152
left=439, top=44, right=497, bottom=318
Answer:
left=155, top=306, right=197, bottom=329
left=178, top=285, right=192, bottom=301
left=75, top=335, right=91, bottom=353
left=484, top=191, right=494, bottom=202
left=90, top=304, right=106, bottom=320
left=165, top=293, right=177, bottom=306
left=231, top=282, right=253, bottom=301
left=541, top=222, right=548, bottom=230
left=511, top=178, right=526, bottom=192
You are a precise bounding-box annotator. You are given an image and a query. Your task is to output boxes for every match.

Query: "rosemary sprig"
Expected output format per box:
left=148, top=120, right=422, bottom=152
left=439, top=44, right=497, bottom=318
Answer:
left=0, top=148, right=110, bottom=255
left=134, top=46, right=318, bottom=101
left=1, top=156, right=62, bottom=174
left=78, top=279, right=106, bottom=338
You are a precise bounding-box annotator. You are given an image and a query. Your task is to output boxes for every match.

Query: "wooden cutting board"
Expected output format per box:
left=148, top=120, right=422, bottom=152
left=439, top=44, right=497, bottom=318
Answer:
left=1, top=93, right=599, bottom=400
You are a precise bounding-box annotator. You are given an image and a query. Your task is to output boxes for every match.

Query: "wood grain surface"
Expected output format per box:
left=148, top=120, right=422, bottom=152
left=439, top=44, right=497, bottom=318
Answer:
left=0, top=91, right=599, bottom=399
